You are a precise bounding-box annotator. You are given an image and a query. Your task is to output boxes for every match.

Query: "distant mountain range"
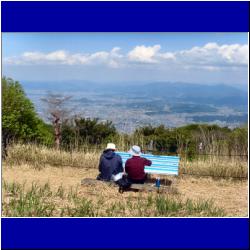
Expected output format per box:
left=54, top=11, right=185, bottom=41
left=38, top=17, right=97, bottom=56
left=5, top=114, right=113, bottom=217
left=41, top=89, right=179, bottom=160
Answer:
left=21, top=80, right=248, bottom=108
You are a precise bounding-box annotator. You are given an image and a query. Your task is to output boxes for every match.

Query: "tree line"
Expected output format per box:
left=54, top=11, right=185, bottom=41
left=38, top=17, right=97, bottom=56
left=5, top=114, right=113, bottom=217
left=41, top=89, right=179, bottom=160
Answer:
left=2, top=77, right=248, bottom=159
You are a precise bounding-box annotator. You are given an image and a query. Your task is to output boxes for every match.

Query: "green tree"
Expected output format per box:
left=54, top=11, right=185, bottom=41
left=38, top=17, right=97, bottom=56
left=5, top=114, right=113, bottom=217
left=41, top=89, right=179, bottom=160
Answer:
left=228, top=125, right=248, bottom=156
left=61, top=117, right=117, bottom=149
left=134, top=125, right=178, bottom=154
left=2, top=77, right=53, bottom=154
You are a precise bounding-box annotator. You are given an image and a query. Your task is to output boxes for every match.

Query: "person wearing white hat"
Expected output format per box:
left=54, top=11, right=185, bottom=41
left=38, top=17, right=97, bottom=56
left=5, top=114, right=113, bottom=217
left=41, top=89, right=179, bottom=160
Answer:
left=106, top=143, right=116, bottom=151
left=125, top=145, right=152, bottom=184
left=97, top=142, right=123, bottom=182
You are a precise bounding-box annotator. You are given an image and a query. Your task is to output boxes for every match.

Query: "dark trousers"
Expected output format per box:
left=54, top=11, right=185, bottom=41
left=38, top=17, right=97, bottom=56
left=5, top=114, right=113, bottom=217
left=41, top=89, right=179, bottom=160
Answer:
left=128, top=174, right=147, bottom=184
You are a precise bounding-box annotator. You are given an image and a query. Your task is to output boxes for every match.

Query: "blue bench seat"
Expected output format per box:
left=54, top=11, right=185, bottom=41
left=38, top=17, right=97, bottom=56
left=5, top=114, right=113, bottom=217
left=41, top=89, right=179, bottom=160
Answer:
left=116, top=152, right=180, bottom=176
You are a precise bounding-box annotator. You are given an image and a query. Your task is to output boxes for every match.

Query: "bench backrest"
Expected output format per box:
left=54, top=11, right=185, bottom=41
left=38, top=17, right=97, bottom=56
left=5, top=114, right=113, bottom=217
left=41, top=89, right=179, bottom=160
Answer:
left=116, top=152, right=180, bottom=176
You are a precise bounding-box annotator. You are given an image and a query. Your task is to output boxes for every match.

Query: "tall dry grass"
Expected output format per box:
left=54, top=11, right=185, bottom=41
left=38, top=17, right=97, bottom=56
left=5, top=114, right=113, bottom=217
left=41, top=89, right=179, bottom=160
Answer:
left=3, top=143, right=248, bottom=179
left=4, top=143, right=100, bottom=169
left=180, top=156, right=248, bottom=179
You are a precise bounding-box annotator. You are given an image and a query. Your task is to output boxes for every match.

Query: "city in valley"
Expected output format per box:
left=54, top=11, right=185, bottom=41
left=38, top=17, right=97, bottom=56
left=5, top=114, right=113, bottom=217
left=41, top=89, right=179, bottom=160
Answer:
left=23, top=81, right=248, bottom=133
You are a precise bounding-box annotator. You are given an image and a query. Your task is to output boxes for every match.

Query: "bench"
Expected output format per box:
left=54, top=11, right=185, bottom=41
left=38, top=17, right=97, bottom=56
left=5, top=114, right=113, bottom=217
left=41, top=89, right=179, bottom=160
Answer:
left=116, top=152, right=180, bottom=191
left=116, top=152, right=180, bottom=175
left=81, top=153, right=180, bottom=193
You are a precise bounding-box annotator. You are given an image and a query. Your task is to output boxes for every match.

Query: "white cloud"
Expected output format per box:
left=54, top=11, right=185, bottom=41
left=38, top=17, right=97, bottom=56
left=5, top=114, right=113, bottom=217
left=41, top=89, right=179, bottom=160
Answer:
left=22, top=50, right=69, bottom=63
left=4, top=48, right=123, bottom=68
left=177, top=42, right=248, bottom=67
left=3, top=43, right=248, bottom=71
left=159, top=52, right=176, bottom=60
left=218, top=44, right=248, bottom=65
left=128, top=45, right=161, bottom=63
left=23, top=52, right=44, bottom=61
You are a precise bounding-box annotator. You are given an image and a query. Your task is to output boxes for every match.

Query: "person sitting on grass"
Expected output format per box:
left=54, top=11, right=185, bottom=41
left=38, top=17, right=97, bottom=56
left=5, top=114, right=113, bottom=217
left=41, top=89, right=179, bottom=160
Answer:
left=97, top=143, right=124, bottom=182
left=125, top=145, right=152, bottom=184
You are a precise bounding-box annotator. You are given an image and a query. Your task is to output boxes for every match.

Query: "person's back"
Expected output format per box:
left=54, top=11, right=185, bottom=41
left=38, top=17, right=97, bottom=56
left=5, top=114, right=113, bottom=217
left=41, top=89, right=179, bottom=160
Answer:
left=125, top=145, right=152, bottom=184
left=97, top=143, right=123, bottom=181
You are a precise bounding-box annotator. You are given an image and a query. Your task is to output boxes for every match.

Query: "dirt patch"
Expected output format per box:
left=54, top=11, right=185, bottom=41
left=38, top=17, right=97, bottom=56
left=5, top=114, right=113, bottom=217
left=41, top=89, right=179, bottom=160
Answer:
left=177, top=177, right=248, bottom=216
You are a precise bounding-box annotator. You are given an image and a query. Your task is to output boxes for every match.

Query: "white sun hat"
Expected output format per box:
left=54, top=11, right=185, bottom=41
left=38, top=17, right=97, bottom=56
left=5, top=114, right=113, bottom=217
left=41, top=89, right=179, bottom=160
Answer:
left=129, top=145, right=141, bottom=156
left=106, top=143, right=116, bottom=150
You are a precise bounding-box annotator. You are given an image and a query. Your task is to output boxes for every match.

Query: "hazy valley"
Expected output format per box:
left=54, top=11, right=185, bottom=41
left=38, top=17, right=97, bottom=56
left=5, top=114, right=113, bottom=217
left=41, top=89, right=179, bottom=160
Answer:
left=22, top=81, right=248, bottom=133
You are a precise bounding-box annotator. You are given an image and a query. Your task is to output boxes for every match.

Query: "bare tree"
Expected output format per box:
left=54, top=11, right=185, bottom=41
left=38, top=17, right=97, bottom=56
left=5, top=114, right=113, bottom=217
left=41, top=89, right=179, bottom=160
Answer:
left=41, top=93, right=72, bottom=150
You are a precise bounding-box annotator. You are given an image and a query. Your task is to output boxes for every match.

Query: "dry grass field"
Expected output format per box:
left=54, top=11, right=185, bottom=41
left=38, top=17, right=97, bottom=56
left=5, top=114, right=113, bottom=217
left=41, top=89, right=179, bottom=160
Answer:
left=2, top=144, right=248, bottom=217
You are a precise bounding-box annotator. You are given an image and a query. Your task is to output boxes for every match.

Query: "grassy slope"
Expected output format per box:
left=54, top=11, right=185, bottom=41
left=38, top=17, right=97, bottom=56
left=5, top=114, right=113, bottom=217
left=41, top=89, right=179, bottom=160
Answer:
left=2, top=163, right=248, bottom=217
left=2, top=144, right=248, bottom=217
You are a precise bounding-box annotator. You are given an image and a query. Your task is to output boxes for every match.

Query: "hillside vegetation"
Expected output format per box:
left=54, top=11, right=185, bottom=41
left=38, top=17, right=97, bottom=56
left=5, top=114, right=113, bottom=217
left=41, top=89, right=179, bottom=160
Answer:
left=2, top=77, right=248, bottom=159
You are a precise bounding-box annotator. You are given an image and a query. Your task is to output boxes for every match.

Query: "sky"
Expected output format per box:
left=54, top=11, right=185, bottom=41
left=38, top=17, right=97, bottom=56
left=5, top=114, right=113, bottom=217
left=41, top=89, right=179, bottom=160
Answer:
left=2, top=33, right=248, bottom=88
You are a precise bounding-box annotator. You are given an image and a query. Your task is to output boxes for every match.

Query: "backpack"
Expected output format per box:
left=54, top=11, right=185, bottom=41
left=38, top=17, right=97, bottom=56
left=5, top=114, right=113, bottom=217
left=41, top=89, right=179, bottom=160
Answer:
left=115, top=175, right=131, bottom=192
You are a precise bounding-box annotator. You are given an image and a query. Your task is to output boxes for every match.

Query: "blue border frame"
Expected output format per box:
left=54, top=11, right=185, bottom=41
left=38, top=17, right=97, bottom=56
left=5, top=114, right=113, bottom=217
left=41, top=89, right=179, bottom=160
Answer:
left=1, top=218, right=249, bottom=249
left=1, top=1, right=249, bottom=249
left=1, top=1, right=249, bottom=32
